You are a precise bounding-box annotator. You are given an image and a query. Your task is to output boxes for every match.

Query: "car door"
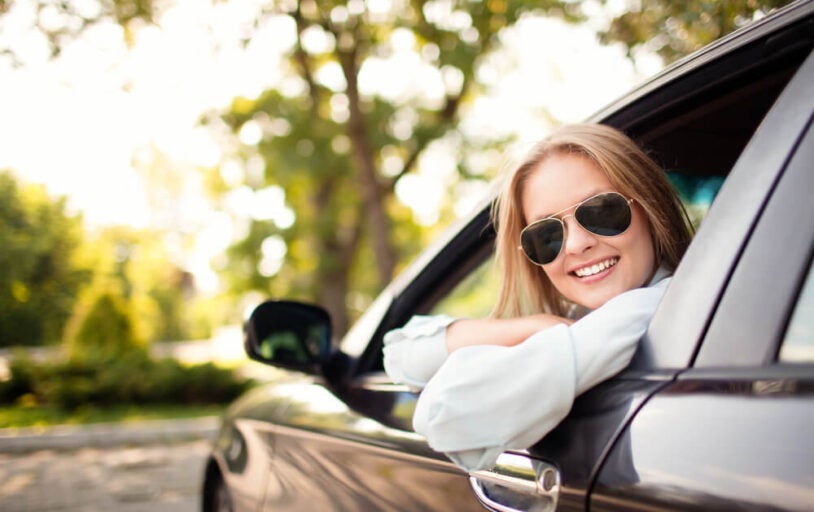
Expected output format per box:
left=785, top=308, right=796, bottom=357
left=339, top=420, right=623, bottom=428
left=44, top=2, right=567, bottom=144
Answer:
left=590, top=54, right=814, bottom=511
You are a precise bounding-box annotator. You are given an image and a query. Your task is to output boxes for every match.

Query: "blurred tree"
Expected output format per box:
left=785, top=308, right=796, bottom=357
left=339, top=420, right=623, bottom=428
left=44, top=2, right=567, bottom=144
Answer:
left=0, top=0, right=791, bottom=66
left=0, top=171, right=196, bottom=348
left=209, top=0, right=791, bottom=335
left=0, top=0, right=793, bottom=337
left=0, top=171, right=90, bottom=347
left=67, top=225, right=200, bottom=344
left=0, top=0, right=154, bottom=64
left=598, top=0, right=794, bottom=64
left=212, top=0, right=579, bottom=335
left=68, top=291, right=143, bottom=361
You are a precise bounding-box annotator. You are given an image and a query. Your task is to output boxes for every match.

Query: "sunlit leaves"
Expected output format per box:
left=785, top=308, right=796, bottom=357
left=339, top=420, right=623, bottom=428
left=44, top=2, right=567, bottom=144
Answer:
left=0, top=171, right=89, bottom=346
left=1, top=0, right=155, bottom=63
left=600, top=0, right=793, bottom=63
left=211, top=0, right=573, bottom=334
left=3, top=0, right=792, bottom=341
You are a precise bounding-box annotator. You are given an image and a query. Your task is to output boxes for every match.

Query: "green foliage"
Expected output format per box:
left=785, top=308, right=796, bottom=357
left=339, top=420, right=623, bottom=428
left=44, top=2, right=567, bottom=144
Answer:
left=0, top=0, right=791, bottom=345
left=0, top=351, right=252, bottom=411
left=69, top=225, right=203, bottom=345
left=430, top=255, right=501, bottom=319
left=0, top=171, right=91, bottom=347
left=0, top=170, right=208, bottom=348
left=69, top=291, right=143, bottom=361
left=214, top=1, right=566, bottom=335
left=0, top=403, right=225, bottom=429
left=599, top=0, right=794, bottom=64
left=0, top=0, right=155, bottom=62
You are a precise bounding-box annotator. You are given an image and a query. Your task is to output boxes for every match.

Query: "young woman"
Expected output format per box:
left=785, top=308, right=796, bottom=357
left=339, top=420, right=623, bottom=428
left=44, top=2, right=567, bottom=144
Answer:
left=383, top=123, right=693, bottom=471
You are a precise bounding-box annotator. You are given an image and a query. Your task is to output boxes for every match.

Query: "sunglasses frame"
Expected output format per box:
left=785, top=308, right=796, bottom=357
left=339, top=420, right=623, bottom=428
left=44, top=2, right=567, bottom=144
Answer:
left=518, top=191, right=635, bottom=266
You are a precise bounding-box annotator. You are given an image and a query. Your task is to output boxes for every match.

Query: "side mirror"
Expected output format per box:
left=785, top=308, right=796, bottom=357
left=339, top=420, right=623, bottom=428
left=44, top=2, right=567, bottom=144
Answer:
left=244, top=300, right=332, bottom=373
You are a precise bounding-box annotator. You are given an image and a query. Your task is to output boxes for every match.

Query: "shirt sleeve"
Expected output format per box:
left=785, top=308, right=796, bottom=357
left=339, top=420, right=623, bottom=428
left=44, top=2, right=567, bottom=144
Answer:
left=382, top=314, right=457, bottom=389
left=412, top=278, right=671, bottom=472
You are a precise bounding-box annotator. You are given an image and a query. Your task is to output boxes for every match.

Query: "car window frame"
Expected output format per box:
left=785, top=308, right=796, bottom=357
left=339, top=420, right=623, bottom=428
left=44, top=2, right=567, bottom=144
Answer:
left=639, top=47, right=814, bottom=371
left=694, top=105, right=814, bottom=368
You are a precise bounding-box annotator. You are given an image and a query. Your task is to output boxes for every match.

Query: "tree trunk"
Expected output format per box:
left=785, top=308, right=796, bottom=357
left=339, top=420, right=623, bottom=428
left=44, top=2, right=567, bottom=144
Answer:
left=320, top=272, right=349, bottom=339
left=312, top=178, right=364, bottom=338
left=338, top=47, right=397, bottom=287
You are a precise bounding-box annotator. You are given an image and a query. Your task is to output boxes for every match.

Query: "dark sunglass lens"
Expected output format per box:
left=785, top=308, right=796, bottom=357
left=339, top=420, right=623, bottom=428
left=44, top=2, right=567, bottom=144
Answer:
left=576, top=193, right=631, bottom=236
left=521, top=219, right=563, bottom=265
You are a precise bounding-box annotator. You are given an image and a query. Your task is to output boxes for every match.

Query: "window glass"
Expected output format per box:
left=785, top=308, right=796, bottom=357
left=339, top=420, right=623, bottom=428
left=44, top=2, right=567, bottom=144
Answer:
left=667, top=171, right=725, bottom=230
left=430, top=255, right=499, bottom=319
left=778, top=258, right=814, bottom=362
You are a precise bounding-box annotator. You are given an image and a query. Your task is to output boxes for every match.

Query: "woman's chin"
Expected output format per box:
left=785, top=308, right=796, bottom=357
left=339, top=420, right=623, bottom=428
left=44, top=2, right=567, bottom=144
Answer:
left=568, top=278, right=635, bottom=310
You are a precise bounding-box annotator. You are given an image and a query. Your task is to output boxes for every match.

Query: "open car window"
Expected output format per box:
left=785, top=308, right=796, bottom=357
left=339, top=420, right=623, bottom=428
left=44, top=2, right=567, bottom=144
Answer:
left=424, top=170, right=725, bottom=322
left=356, top=25, right=812, bottom=377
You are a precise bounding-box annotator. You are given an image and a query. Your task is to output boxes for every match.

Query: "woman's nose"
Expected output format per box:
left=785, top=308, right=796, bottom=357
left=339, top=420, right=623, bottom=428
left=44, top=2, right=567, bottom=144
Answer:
left=562, top=216, right=597, bottom=255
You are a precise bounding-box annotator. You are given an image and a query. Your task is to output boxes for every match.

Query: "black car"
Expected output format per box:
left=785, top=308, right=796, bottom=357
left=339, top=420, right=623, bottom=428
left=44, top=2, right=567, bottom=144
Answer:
left=203, top=2, right=814, bottom=510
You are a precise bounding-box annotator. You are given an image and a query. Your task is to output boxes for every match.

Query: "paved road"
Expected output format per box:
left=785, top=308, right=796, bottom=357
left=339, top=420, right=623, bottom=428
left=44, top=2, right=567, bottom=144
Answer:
left=0, top=438, right=211, bottom=511
left=0, top=418, right=220, bottom=512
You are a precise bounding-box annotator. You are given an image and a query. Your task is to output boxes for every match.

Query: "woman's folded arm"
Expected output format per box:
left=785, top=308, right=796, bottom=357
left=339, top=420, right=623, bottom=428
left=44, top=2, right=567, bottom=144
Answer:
left=383, top=314, right=572, bottom=389
left=412, top=278, right=670, bottom=471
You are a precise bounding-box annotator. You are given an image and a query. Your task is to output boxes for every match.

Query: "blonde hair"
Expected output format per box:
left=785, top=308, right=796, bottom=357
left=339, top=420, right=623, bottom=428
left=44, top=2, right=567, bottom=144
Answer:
left=492, top=123, right=693, bottom=318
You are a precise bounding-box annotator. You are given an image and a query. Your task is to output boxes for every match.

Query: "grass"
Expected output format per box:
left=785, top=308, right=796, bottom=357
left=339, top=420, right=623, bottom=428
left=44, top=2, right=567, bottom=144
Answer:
left=0, top=403, right=226, bottom=429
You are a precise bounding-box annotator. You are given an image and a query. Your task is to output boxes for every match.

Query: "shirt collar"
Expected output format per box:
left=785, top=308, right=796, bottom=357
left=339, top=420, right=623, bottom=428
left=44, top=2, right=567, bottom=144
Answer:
left=648, top=264, right=672, bottom=286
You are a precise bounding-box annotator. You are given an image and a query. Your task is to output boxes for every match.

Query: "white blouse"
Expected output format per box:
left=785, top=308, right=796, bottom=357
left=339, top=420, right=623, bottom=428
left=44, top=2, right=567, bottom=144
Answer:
left=383, top=272, right=671, bottom=472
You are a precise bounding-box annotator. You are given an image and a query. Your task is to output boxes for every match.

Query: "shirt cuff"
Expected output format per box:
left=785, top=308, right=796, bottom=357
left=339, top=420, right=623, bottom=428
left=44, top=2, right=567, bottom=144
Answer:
left=383, top=315, right=457, bottom=388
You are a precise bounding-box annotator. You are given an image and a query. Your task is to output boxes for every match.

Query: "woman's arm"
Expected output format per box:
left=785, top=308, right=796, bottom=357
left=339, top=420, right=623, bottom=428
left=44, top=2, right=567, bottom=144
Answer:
left=413, top=278, right=671, bottom=471
left=383, top=314, right=571, bottom=389
left=445, top=314, right=573, bottom=353
left=383, top=315, right=455, bottom=389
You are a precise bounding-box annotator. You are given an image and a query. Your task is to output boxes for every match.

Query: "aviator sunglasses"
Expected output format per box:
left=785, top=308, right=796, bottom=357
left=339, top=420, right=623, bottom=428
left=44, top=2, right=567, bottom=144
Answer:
left=519, top=191, right=634, bottom=266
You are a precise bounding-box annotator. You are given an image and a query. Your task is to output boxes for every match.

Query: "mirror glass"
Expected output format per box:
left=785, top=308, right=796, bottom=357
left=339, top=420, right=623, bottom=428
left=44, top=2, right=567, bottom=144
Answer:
left=245, top=301, right=331, bottom=367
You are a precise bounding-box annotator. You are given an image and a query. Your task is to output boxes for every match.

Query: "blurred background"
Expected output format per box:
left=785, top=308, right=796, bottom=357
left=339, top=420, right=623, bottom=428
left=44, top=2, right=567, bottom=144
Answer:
left=0, top=0, right=789, bottom=469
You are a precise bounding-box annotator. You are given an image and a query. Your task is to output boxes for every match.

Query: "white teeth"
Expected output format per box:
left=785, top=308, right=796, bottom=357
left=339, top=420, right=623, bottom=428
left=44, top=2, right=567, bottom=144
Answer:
left=575, top=258, right=618, bottom=277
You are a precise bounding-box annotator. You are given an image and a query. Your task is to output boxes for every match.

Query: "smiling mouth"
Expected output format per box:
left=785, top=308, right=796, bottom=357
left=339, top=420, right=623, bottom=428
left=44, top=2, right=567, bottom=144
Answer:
left=573, top=257, right=619, bottom=278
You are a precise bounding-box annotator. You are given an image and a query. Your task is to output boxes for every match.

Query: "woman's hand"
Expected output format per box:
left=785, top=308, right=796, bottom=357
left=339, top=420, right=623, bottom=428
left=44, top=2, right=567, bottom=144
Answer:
left=445, top=314, right=573, bottom=353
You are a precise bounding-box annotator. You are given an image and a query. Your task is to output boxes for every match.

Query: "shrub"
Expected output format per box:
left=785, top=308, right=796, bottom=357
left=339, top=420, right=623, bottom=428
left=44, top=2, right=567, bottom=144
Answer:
left=0, top=353, right=39, bottom=403
left=1, top=351, right=253, bottom=411
left=68, top=292, right=144, bottom=362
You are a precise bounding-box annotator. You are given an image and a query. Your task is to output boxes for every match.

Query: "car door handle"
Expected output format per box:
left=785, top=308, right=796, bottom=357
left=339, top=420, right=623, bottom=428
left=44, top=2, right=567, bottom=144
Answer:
left=468, top=452, right=560, bottom=512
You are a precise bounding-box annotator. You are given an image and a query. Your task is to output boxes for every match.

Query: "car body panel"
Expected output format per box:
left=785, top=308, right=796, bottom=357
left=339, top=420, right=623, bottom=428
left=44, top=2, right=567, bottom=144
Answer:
left=216, top=375, right=484, bottom=511
left=522, top=377, right=671, bottom=511
left=211, top=383, right=295, bottom=511
left=591, top=368, right=814, bottom=511
left=698, top=107, right=814, bottom=367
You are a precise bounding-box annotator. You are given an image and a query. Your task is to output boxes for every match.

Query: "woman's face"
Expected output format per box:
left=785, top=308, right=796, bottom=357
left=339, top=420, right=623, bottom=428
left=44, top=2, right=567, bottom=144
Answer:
left=521, top=153, right=656, bottom=309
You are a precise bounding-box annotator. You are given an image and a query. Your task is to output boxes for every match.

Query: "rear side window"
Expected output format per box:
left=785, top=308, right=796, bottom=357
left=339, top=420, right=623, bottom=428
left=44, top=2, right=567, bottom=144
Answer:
left=778, top=256, right=814, bottom=362
left=667, top=172, right=725, bottom=229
